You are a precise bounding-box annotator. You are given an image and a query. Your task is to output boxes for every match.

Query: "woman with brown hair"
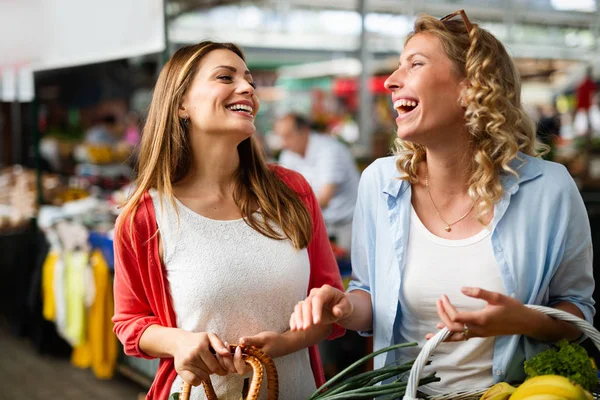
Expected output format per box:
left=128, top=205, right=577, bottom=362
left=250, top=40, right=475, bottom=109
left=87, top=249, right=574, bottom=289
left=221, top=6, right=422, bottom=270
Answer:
left=112, top=41, right=344, bottom=399
left=290, top=11, right=594, bottom=394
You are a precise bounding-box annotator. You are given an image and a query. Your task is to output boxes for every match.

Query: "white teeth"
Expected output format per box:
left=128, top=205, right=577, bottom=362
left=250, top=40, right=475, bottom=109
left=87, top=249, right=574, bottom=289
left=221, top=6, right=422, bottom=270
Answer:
left=227, top=104, right=253, bottom=114
left=393, top=99, right=418, bottom=109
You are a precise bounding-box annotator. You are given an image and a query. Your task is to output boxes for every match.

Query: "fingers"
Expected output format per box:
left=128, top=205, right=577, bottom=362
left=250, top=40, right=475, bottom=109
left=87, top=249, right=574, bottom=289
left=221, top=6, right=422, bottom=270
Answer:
left=312, top=293, right=325, bottom=324
left=199, top=333, right=228, bottom=375
left=290, top=285, right=348, bottom=332
left=216, top=341, right=235, bottom=373
left=233, top=346, right=251, bottom=375
left=238, top=334, right=264, bottom=349
left=437, top=297, right=463, bottom=332
left=206, top=333, right=230, bottom=357
left=179, top=365, right=210, bottom=386
left=302, top=299, right=313, bottom=329
left=461, top=287, right=503, bottom=304
left=290, top=300, right=305, bottom=331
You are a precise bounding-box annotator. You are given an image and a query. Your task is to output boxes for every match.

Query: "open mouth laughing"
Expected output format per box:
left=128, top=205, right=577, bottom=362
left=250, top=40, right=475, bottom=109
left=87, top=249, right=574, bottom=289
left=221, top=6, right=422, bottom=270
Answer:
left=226, top=100, right=254, bottom=118
left=394, top=98, right=420, bottom=119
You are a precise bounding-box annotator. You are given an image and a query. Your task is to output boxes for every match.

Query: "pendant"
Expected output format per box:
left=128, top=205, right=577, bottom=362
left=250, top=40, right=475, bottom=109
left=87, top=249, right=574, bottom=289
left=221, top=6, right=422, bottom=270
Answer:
left=445, top=226, right=452, bottom=232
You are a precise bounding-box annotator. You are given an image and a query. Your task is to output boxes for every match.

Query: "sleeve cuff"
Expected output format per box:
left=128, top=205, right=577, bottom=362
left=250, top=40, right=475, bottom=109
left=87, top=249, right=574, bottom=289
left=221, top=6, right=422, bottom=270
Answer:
left=130, top=318, right=161, bottom=359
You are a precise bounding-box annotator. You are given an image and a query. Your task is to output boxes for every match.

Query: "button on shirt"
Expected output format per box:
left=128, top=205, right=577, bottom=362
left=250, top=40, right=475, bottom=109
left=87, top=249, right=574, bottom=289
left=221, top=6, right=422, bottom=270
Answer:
left=279, top=133, right=360, bottom=226
left=348, top=154, right=594, bottom=384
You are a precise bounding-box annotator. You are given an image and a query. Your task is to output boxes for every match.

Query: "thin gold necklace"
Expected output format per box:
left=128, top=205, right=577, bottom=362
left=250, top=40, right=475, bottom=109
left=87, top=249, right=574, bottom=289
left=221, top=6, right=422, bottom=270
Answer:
left=425, top=166, right=477, bottom=232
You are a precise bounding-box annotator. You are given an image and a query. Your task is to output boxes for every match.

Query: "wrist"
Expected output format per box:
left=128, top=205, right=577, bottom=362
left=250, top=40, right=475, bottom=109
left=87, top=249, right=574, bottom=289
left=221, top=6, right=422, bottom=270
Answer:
left=170, top=328, right=191, bottom=357
left=520, top=306, right=545, bottom=338
left=337, top=295, right=355, bottom=326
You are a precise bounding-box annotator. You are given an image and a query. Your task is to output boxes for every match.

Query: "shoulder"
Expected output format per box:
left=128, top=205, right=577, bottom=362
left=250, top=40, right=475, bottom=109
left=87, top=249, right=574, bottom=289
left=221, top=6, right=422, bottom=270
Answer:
left=115, top=191, right=157, bottom=242
left=269, top=164, right=313, bottom=196
left=517, top=155, right=575, bottom=192
left=361, top=156, right=401, bottom=188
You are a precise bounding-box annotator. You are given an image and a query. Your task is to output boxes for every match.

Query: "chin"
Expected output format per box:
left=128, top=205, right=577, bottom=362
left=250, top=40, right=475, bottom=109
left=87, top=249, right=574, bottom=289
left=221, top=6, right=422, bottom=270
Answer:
left=395, top=128, right=420, bottom=143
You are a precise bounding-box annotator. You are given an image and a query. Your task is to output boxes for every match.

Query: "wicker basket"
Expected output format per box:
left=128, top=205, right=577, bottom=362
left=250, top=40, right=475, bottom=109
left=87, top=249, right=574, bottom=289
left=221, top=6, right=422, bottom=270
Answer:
left=179, top=345, right=278, bottom=400
left=402, top=305, right=600, bottom=400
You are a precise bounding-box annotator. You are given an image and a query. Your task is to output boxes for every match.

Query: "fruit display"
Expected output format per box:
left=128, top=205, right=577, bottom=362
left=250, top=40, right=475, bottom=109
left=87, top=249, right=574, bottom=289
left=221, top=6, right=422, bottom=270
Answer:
left=510, top=375, right=592, bottom=400
left=479, top=382, right=516, bottom=400
left=479, top=375, right=594, bottom=400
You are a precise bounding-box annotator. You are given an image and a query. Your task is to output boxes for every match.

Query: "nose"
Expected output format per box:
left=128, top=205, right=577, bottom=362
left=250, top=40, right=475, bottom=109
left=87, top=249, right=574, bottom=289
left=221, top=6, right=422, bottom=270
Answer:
left=237, top=79, right=255, bottom=95
left=384, top=68, right=404, bottom=92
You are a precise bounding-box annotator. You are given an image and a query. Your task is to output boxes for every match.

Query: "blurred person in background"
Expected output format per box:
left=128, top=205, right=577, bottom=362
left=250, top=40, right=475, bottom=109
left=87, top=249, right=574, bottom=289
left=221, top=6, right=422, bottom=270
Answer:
left=535, top=104, right=560, bottom=159
left=124, top=111, right=141, bottom=148
left=112, top=41, right=344, bottom=400
left=84, top=114, right=119, bottom=145
left=290, top=10, right=594, bottom=394
left=273, top=113, right=360, bottom=251
left=576, top=66, right=596, bottom=112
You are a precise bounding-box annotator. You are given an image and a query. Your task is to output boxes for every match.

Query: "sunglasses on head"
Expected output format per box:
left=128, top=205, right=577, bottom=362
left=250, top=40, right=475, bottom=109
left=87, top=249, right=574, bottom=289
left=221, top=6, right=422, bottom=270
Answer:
left=440, top=9, right=473, bottom=34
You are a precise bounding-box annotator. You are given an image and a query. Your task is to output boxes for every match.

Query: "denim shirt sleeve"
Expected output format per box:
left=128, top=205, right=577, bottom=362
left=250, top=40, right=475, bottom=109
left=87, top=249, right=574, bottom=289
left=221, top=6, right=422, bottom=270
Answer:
left=348, top=164, right=377, bottom=336
left=547, top=169, right=595, bottom=323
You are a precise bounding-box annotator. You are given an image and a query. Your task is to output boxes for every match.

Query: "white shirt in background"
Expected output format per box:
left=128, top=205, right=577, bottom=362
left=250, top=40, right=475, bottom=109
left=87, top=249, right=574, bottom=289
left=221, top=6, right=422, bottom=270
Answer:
left=279, top=133, right=359, bottom=227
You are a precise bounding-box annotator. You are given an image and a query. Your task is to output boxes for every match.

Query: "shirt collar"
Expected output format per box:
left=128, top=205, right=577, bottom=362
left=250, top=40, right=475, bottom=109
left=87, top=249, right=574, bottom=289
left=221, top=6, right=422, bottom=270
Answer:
left=382, top=152, right=543, bottom=199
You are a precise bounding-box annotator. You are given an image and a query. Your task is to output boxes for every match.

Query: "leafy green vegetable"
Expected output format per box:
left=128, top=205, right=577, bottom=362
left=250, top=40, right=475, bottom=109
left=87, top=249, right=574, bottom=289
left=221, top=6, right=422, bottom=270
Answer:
left=523, top=340, right=597, bottom=392
left=310, top=342, right=440, bottom=400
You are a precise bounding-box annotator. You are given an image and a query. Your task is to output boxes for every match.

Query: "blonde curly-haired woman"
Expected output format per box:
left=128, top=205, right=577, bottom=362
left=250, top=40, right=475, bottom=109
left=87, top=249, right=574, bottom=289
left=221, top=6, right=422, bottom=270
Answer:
left=290, top=10, right=594, bottom=394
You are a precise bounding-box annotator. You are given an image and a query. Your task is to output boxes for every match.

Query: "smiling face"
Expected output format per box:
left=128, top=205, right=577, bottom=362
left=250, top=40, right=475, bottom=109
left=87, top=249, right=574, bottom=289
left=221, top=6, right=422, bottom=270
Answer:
left=179, top=48, right=260, bottom=140
left=384, top=32, right=467, bottom=147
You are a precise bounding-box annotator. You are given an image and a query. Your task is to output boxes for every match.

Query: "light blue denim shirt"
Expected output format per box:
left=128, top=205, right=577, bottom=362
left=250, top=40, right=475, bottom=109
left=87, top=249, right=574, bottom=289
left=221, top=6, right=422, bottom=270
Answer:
left=348, top=153, right=594, bottom=383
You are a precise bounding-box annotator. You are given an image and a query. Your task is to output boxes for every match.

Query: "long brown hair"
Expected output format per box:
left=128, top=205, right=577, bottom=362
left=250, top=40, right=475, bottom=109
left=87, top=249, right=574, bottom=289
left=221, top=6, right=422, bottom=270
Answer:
left=394, top=14, right=546, bottom=224
left=118, top=41, right=312, bottom=249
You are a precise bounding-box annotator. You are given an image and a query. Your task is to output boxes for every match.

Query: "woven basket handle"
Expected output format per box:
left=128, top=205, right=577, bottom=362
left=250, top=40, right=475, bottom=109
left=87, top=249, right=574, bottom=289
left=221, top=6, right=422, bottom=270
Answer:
left=402, top=304, right=600, bottom=400
left=179, top=345, right=279, bottom=400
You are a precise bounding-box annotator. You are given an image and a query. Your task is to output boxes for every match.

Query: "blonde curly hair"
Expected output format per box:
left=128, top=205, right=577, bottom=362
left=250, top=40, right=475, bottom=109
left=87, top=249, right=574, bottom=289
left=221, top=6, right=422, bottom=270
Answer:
left=394, top=14, right=547, bottom=224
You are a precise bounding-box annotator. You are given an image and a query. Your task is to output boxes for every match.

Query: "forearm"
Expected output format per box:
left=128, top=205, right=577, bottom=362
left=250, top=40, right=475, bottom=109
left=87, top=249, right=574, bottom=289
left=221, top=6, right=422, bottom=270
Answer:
left=139, top=324, right=185, bottom=358
left=317, top=183, right=336, bottom=208
left=338, top=290, right=373, bottom=332
left=523, top=302, right=584, bottom=342
left=277, top=324, right=333, bottom=358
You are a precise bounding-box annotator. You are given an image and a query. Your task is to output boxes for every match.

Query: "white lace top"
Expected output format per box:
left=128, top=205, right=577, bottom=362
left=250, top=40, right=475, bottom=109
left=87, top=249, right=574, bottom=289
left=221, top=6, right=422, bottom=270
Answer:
left=149, top=190, right=316, bottom=400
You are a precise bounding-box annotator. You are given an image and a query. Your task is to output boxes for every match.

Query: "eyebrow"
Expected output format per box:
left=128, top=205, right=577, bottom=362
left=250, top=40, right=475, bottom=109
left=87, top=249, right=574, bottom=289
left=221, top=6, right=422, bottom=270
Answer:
left=213, top=65, right=252, bottom=76
left=398, top=52, right=430, bottom=67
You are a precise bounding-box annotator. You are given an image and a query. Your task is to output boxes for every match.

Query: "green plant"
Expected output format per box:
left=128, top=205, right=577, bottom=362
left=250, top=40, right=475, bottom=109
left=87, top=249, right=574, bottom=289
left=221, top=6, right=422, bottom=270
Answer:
left=310, top=342, right=439, bottom=400
left=523, top=340, right=597, bottom=392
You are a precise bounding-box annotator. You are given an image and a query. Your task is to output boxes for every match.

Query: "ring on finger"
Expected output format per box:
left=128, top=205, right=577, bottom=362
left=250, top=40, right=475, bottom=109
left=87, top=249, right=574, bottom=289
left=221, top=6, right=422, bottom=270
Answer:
left=463, top=324, right=470, bottom=341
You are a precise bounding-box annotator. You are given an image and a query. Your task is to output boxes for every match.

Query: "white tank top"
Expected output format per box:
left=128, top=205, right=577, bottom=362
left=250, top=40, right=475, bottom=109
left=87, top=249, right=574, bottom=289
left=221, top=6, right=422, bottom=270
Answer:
left=398, top=207, right=506, bottom=395
left=149, top=190, right=316, bottom=400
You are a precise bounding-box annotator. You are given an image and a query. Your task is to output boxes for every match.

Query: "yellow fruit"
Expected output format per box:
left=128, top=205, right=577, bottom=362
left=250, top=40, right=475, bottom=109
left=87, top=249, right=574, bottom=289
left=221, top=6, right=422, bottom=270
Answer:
left=480, top=382, right=517, bottom=400
left=517, top=395, right=570, bottom=400
left=509, top=375, right=589, bottom=400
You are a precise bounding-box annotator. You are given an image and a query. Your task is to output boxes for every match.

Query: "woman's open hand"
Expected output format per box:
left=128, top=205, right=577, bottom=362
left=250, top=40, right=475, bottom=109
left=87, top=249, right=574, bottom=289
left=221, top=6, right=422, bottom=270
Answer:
left=425, top=287, right=532, bottom=342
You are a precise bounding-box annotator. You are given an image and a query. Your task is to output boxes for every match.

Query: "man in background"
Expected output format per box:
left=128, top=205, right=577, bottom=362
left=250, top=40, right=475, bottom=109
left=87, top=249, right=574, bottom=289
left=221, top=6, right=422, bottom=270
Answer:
left=273, top=113, right=359, bottom=251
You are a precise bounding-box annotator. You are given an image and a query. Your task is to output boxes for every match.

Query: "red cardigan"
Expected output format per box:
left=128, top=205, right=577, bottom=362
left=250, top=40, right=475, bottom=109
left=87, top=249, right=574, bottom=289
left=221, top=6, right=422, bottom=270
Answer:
left=112, top=166, right=346, bottom=400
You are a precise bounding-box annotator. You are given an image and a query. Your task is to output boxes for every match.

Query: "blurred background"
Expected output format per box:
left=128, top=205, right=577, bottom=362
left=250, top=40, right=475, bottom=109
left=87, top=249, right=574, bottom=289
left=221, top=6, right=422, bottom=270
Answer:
left=2, top=0, right=600, bottom=398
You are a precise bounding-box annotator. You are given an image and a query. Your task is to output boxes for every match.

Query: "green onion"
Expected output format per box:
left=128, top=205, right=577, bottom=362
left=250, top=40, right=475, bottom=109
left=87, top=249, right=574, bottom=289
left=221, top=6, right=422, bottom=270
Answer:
left=310, top=342, right=418, bottom=400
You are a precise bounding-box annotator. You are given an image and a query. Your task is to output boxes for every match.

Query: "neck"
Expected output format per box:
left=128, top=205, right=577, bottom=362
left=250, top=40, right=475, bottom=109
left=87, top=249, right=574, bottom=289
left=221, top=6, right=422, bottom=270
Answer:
left=421, top=131, right=472, bottom=197
left=179, top=132, right=242, bottom=195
